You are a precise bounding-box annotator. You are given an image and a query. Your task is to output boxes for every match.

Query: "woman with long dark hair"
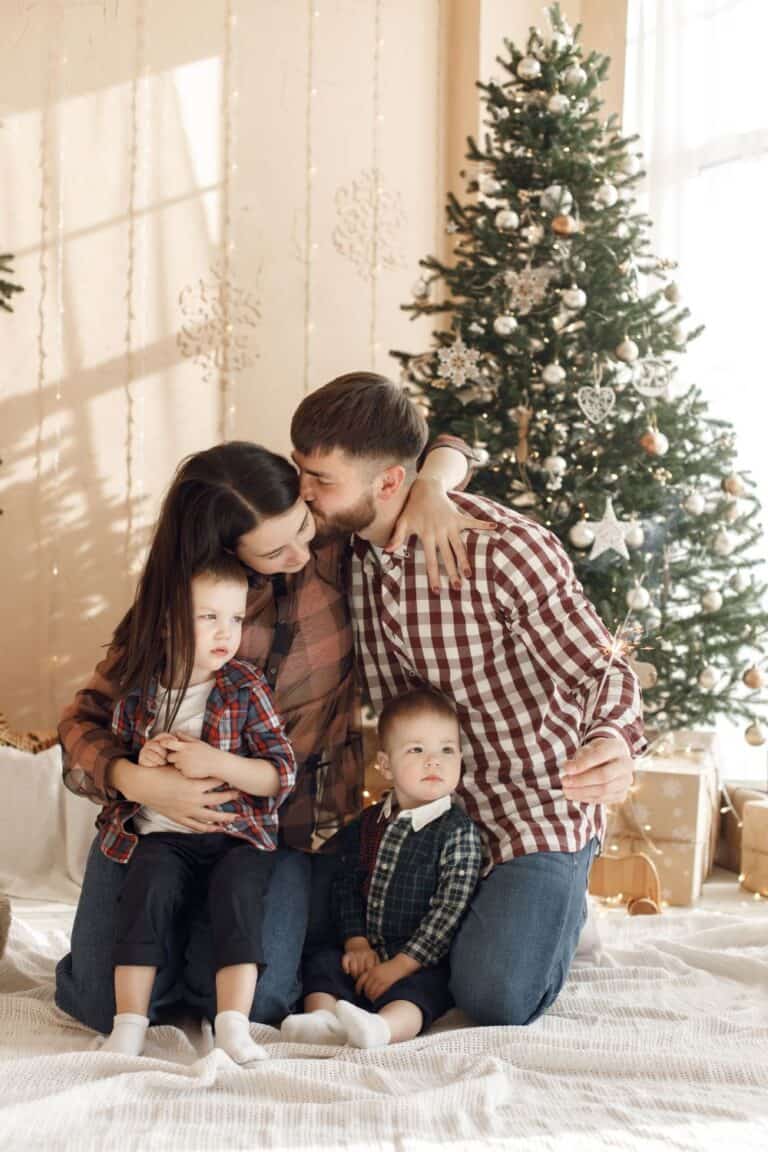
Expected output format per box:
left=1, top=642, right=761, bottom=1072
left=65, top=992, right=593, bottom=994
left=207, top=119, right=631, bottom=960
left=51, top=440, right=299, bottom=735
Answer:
left=56, top=436, right=479, bottom=1033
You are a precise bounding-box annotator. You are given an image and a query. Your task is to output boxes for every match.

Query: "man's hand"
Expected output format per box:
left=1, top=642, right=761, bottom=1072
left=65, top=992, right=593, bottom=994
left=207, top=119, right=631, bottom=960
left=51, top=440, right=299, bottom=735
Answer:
left=387, top=476, right=494, bottom=593
left=356, top=952, right=420, bottom=1001
left=341, top=937, right=379, bottom=980
left=137, top=732, right=174, bottom=768
left=562, top=736, right=634, bottom=805
left=164, top=732, right=229, bottom=780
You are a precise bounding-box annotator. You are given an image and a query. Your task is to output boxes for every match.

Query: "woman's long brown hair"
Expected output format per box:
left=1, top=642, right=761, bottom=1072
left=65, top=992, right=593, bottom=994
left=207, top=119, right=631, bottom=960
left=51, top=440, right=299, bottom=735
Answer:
left=110, top=441, right=300, bottom=728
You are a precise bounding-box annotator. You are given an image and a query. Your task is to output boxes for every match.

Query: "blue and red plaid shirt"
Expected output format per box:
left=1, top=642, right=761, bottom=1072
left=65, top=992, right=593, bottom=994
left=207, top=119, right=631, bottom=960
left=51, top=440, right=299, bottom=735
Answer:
left=97, top=658, right=296, bottom=863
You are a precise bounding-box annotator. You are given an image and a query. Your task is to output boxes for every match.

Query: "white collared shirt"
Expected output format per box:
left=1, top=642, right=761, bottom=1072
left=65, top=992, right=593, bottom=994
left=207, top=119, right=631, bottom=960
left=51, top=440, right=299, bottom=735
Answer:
left=378, top=790, right=452, bottom=831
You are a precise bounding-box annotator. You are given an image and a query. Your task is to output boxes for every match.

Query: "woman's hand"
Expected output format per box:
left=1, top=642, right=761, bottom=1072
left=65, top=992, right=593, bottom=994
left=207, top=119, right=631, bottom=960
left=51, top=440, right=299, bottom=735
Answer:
left=387, top=476, right=494, bottom=593
left=111, top=758, right=239, bottom=833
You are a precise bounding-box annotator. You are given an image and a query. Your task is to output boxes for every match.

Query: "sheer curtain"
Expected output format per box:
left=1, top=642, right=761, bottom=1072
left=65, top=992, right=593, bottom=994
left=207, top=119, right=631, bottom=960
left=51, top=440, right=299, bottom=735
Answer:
left=624, top=0, right=768, bottom=784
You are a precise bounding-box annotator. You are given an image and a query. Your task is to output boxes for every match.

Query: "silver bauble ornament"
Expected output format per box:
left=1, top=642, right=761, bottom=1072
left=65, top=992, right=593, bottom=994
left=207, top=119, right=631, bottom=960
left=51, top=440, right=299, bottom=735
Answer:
left=517, top=56, right=542, bottom=81
left=541, top=183, right=573, bottom=214
left=626, top=586, right=650, bottom=611
left=698, top=666, right=719, bottom=691
left=713, top=528, right=736, bottom=557
left=745, top=721, right=766, bottom=747
left=730, top=571, right=750, bottom=593
left=596, top=182, right=618, bottom=207
left=493, top=314, right=518, bottom=337
left=547, top=92, right=570, bottom=115
left=624, top=522, right=645, bottom=549
left=495, top=208, right=520, bottom=231
left=473, top=445, right=490, bottom=467
left=542, top=361, right=566, bottom=386
left=563, top=63, right=587, bottom=89
left=562, top=286, right=587, bottom=310
left=684, top=491, right=706, bottom=516
left=616, top=337, right=640, bottom=362
left=543, top=454, right=567, bottom=476
left=569, top=521, right=595, bottom=549
left=701, top=589, right=723, bottom=614
left=620, top=153, right=641, bottom=176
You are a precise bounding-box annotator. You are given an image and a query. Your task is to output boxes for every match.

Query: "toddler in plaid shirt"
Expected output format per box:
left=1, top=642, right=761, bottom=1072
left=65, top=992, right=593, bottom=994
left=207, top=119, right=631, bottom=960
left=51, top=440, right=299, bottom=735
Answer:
left=99, top=554, right=295, bottom=1064
left=282, top=687, right=482, bottom=1049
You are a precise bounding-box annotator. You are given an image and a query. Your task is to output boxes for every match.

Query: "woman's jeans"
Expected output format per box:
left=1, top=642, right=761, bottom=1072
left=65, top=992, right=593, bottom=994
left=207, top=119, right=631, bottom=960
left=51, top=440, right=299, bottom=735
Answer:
left=55, top=836, right=312, bottom=1034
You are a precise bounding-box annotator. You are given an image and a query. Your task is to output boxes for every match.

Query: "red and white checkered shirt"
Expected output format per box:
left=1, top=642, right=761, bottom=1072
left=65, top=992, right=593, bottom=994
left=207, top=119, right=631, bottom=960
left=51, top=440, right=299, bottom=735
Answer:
left=351, top=491, right=645, bottom=864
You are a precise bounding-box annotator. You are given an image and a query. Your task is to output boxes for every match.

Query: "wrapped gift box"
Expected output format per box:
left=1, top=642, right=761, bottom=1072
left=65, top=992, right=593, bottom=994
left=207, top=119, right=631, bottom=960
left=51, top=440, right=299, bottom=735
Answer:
left=716, top=786, right=767, bottom=874
left=740, top=799, right=768, bottom=896
left=596, top=731, right=720, bottom=906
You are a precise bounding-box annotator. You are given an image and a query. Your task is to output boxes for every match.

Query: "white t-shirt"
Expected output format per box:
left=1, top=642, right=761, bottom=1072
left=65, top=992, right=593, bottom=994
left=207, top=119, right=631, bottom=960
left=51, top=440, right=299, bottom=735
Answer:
left=133, top=678, right=215, bottom=836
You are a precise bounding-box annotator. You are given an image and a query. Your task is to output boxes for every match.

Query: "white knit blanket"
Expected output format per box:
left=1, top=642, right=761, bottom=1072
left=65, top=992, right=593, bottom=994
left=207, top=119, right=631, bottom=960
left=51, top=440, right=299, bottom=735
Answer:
left=1, top=903, right=767, bottom=1152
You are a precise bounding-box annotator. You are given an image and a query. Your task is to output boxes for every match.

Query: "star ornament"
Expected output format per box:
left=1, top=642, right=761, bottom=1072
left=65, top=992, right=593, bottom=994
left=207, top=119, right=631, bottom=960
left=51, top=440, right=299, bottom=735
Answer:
left=589, top=497, right=629, bottom=561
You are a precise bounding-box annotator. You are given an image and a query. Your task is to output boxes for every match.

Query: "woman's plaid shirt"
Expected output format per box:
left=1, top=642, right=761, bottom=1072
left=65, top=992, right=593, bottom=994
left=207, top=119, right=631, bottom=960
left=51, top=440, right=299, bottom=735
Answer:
left=97, top=658, right=296, bottom=863
left=351, top=491, right=646, bottom=865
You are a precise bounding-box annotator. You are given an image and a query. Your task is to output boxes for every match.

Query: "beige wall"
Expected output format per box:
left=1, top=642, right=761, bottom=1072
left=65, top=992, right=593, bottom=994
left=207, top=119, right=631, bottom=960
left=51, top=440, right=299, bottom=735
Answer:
left=1, top=0, right=627, bottom=728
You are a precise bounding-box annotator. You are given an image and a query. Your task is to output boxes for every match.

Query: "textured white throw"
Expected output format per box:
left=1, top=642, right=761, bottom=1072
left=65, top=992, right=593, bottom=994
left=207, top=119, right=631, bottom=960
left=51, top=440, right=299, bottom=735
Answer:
left=1, top=903, right=767, bottom=1151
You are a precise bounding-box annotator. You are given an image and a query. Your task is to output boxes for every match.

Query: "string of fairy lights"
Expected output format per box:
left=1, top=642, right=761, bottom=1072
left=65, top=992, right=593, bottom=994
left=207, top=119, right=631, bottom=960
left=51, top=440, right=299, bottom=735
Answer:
left=302, top=2, right=319, bottom=394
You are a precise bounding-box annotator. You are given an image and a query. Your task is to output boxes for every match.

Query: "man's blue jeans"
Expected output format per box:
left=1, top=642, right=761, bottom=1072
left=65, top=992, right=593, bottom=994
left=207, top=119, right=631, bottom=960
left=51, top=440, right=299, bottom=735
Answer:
left=55, top=837, right=311, bottom=1034
left=450, top=838, right=597, bottom=1026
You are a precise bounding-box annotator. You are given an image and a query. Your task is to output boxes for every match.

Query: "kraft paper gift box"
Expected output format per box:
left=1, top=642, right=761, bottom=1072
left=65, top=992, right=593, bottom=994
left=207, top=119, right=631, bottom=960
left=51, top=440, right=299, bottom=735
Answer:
left=740, top=799, right=768, bottom=896
left=597, top=732, right=720, bottom=906
left=716, top=786, right=767, bottom=874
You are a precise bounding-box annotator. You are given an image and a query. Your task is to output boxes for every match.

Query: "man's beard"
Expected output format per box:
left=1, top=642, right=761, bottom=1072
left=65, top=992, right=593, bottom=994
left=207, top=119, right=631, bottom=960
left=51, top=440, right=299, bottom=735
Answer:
left=311, top=490, right=377, bottom=542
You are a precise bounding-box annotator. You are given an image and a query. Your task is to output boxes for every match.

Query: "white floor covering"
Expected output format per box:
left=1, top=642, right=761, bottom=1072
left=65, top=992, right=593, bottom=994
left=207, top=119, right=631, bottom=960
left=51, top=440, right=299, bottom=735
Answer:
left=1, top=871, right=767, bottom=1152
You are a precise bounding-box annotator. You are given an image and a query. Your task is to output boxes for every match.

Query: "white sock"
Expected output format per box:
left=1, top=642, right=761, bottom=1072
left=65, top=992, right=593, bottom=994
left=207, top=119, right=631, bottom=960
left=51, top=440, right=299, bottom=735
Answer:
left=336, top=1001, right=391, bottom=1049
left=280, top=1008, right=347, bottom=1046
left=101, top=1013, right=149, bottom=1057
left=214, top=1010, right=268, bottom=1064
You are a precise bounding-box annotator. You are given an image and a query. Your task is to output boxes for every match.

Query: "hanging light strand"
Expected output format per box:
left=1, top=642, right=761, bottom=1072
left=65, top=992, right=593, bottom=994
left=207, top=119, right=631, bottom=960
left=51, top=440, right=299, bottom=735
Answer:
left=302, top=3, right=318, bottom=393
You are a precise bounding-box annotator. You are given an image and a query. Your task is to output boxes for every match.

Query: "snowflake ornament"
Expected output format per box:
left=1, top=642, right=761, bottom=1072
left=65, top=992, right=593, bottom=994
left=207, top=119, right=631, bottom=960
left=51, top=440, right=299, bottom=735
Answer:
left=503, top=265, right=554, bottom=314
left=436, top=336, right=481, bottom=387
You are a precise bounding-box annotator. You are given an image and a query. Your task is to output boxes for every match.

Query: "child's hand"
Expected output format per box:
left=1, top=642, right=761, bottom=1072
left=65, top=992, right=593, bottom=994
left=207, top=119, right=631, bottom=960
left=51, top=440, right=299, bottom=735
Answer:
left=165, top=733, right=225, bottom=780
left=342, top=938, right=379, bottom=980
left=356, top=953, right=419, bottom=1001
left=138, top=732, right=175, bottom=768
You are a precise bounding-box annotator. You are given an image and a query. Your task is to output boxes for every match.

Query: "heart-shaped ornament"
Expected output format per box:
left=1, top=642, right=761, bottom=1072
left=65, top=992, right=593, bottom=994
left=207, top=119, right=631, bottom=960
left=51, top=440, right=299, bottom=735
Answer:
left=577, top=385, right=616, bottom=423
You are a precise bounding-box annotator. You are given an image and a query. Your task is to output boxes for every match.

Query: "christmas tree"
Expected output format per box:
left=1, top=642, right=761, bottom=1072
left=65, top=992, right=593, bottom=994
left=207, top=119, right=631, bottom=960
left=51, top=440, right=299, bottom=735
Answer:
left=394, top=4, right=768, bottom=741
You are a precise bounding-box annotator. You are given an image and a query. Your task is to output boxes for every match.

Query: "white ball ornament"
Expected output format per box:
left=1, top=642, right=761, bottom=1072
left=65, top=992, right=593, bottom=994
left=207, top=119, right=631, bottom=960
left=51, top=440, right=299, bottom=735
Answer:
left=479, top=174, right=502, bottom=196
left=495, top=208, right=520, bottom=231
left=547, top=93, right=570, bottom=115
left=543, top=455, right=567, bottom=476
left=517, top=56, right=542, bottom=81
left=412, top=278, right=429, bottom=299
left=493, top=314, right=518, bottom=337
left=615, top=222, right=630, bottom=239
left=698, top=667, right=719, bottom=691
left=745, top=721, right=766, bottom=747
left=624, top=522, right=645, bottom=549
left=596, top=182, right=619, bottom=207
left=664, top=281, right=681, bottom=304
left=684, top=491, right=706, bottom=516
left=713, top=529, right=736, bottom=557
left=563, top=63, right=587, bottom=89
left=473, top=445, right=490, bottom=467
left=620, top=153, right=641, bottom=176
left=541, top=184, right=573, bottom=214
left=616, top=337, right=639, bottom=363
left=569, top=521, right=595, bottom=549
left=542, top=361, right=566, bottom=386
left=562, top=286, right=587, bottom=310
left=701, top=589, right=723, bottom=614
left=626, top=586, right=650, bottom=611
left=730, top=571, right=750, bottom=593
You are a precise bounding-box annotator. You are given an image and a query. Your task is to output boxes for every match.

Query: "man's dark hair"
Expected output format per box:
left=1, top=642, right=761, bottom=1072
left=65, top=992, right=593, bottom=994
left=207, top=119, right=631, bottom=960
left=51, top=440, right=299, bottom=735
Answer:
left=291, top=372, right=429, bottom=466
left=378, top=686, right=459, bottom=751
